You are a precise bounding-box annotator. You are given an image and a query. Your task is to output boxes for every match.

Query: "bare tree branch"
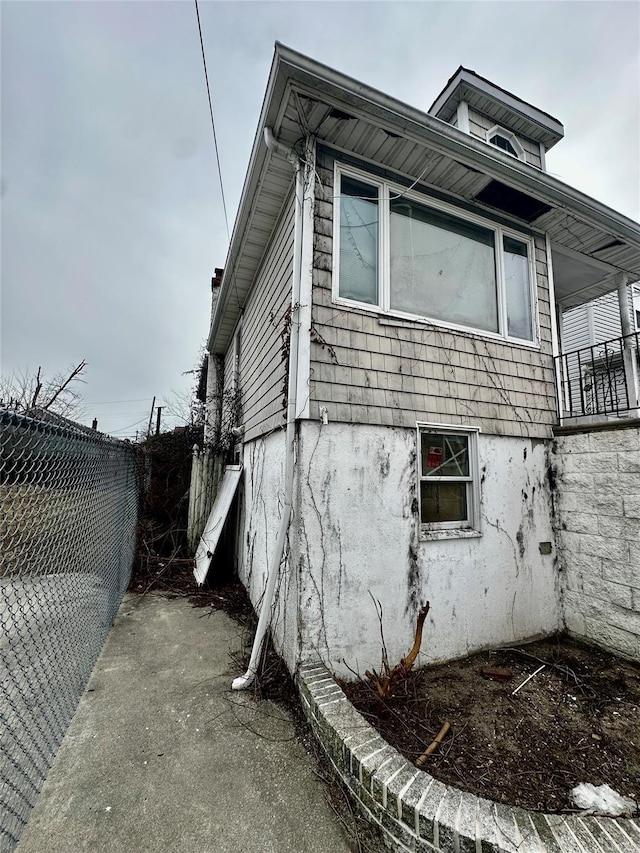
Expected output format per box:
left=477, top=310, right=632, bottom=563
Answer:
left=42, top=359, right=87, bottom=411
left=30, top=366, right=43, bottom=410
left=1, top=360, right=88, bottom=420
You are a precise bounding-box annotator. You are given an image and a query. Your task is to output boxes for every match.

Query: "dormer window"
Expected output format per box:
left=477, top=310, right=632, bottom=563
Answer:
left=486, top=125, right=526, bottom=161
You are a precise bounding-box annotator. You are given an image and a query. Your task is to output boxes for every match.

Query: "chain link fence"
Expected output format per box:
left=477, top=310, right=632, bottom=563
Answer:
left=0, top=409, right=143, bottom=851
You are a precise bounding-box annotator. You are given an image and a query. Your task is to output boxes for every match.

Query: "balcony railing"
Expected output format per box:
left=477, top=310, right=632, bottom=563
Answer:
left=555, top=331, right=640, bottom=422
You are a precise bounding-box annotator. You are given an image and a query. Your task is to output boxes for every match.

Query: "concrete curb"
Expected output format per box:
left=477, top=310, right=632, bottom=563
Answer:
left=297, top=662, right=640, bottom=853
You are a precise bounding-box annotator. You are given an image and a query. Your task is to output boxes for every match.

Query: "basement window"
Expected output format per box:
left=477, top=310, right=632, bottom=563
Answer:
left=417, top=424, right=481, bottom=536
left=335, top=164, right=538, bottom=343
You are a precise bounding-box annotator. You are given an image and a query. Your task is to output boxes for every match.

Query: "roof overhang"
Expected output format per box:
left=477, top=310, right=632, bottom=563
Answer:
left=209, top=44, right=640, bottom=354
left=428, top=66, right=564, bottom=150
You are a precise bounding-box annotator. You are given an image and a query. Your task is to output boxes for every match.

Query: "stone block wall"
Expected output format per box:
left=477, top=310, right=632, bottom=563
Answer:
left=553, top=424, right=640, bottom=660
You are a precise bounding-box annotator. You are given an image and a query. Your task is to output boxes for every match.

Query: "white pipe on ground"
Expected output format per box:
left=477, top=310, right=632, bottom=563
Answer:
left=232, top=129, right=304, bottom=690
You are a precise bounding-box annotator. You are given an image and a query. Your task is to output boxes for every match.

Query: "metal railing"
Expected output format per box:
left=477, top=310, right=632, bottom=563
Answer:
left=555, top=331, right=640, bottom=421
left=0, top=410, right=142, bottom=850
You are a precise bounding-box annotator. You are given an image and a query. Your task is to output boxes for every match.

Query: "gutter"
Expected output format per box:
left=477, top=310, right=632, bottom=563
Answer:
left=210, top=43, right=640, bottom=359
left=232, top=127, right=304, bottom=690
left=275, top=43, right=640, bottom=245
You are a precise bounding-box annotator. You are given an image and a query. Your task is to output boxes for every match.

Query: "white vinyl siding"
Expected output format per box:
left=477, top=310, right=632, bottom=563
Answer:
left=238, top=191, right=295, bottom=442
left=561, top=288, right=637, bottom=353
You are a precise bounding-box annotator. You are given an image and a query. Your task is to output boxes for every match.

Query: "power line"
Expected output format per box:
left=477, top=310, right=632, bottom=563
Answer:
left=86, top=397, right=151, bottom=405
left=194, top=0, right=230, bottom=242
left=109, top=417, right=149, bottom=434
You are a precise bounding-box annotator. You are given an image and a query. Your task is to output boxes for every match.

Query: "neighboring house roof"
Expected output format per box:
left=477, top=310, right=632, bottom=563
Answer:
left=209, top=43, right=640, bottom=355
left=27, top=406, right=99, bottom=436
left=428, top=65, right=564, bottom=150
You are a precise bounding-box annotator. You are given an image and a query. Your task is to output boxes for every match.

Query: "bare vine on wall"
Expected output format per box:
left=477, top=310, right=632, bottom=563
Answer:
left=310, top=323, right=338, bottom=365
left=271, top=303, right=340, bottom=416
left=213, top=385, right=243, bottom=462
left=271, top=303, right=294, bottom=413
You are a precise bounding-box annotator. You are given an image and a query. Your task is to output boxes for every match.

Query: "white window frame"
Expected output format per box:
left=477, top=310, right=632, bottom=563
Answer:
left=416, top=423, right=481, bottom=538
left=332, top=162, right=539, bottom=346
left=485, top=125, right=527, bottom=162
left=634, top=293, right=640, bottom=331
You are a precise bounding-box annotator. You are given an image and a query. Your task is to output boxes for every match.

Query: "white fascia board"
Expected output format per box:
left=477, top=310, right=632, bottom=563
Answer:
left=207, top=51, right=290, bottom=353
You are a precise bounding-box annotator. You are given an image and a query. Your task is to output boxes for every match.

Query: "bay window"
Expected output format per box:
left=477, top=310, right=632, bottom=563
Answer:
left=335, top=166, right=537, bottom=342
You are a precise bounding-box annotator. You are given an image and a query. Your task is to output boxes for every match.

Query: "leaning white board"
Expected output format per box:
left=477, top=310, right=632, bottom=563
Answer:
left=194, top=464, right=243, bottom=586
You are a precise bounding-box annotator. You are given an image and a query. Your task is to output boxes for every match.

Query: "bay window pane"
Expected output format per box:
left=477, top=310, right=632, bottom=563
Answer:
left=420, top=481, right=468, bottom=523
left=390, top=199, right=498, bottom=332
left=503, top=236, right=533, bottom=340
left=339, top=176, right=378, bottom=305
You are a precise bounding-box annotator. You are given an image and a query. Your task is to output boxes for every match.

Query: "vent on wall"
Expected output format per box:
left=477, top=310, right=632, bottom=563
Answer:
left=474, top=180, right=552, bottom=223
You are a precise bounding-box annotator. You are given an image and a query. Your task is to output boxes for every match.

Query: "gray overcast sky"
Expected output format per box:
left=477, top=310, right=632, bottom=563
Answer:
left=1, top=0, right=639, bottom=438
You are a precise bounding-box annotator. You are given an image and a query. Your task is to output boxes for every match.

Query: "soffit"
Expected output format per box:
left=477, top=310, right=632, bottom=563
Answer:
left=429, top=73, right=564, bottom=150
left=283, top=87, right=640, bottom=303
left=210, top=46, right=640, bottom=353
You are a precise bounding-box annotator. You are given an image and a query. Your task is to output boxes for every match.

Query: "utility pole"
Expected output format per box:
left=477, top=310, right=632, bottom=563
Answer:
left=147, top=396, right=156, bottom=439
left=155, top=406, right=163, bottom=436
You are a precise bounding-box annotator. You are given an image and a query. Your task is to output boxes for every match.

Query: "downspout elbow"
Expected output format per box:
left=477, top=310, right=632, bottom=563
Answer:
left=264, top=127, right=299, bottom=167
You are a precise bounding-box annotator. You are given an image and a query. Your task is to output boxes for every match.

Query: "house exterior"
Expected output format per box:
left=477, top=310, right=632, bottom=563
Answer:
left=197, top=45, right=640, bottom=679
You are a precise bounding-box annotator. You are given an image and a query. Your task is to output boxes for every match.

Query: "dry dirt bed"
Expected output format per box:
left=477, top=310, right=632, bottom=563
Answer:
left=341, top=636, right=640, bottom=814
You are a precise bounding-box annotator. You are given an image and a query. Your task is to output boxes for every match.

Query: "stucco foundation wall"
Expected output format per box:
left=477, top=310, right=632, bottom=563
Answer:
left=295, top=421, right=560, bottom=678
left=554, top=425, right=640, bottom=660
left=237, top=431, right=299, bottom=671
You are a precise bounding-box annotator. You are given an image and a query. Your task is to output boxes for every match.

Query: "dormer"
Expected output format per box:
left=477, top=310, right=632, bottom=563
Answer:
left=429, top=67, right=564, bottom=172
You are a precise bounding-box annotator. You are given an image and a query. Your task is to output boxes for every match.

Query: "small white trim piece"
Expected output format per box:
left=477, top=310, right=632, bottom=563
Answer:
left=295, top=138, right=315, bottom=420
left=419, top=527, right=482, bottom=542
left=539, top=142, right=547, bottom=171
left=545, top=232, right=564, bottom=424
left=456, top=101, right=470, bottom=134
left=485, top=124, right=526, bottom=162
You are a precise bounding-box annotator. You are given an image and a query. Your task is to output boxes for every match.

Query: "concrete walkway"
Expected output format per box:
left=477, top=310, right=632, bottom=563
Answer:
left=16, top=594, right=354, bottom=853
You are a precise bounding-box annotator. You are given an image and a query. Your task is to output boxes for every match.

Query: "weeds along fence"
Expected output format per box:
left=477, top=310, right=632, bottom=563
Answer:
left=0, top=409, right=143, bottom=851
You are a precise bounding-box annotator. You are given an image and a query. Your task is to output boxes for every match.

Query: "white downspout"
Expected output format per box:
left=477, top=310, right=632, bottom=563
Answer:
left=232, top=127, right=304, bottom=690
left=545, top=234, right=564, bottom=424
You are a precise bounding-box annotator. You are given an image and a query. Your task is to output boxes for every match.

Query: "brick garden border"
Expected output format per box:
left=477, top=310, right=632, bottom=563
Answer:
left=297, top=662, right=640, bottom=853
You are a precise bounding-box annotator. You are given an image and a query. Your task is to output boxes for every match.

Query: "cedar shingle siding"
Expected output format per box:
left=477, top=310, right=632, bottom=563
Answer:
left=468, top=108, right=543, bottom=169
left=309, top=150, right=557, bottom=439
